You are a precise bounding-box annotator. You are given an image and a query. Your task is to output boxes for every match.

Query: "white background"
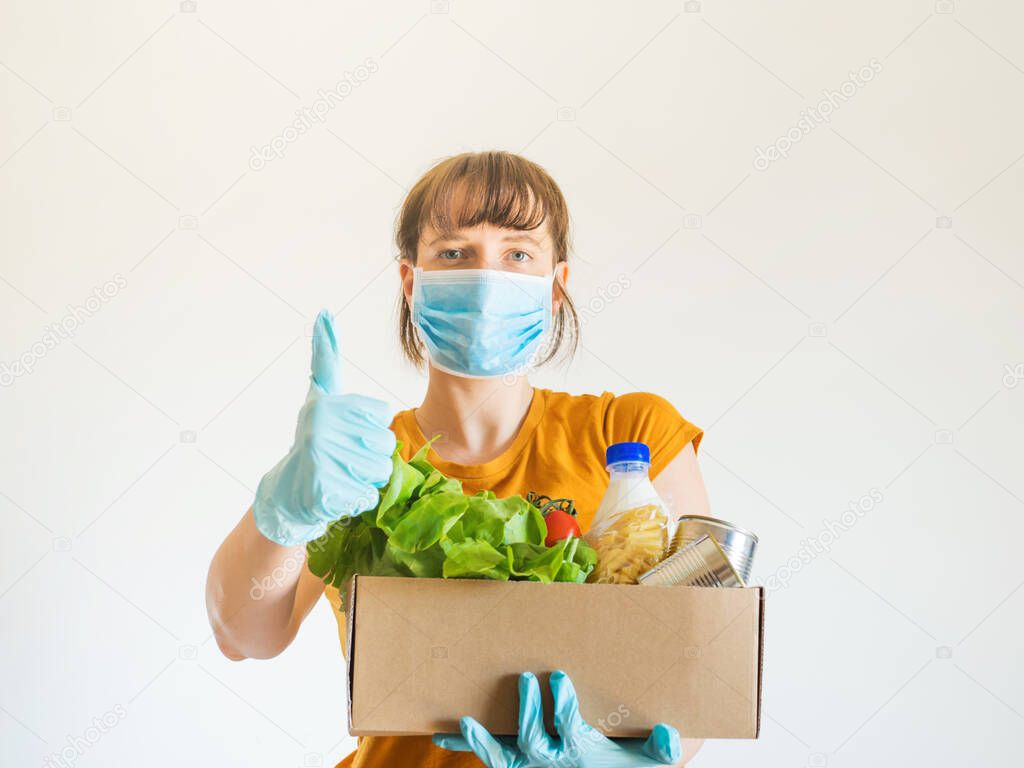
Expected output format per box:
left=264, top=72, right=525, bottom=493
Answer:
left=2, top=1, right=1023, bottom=766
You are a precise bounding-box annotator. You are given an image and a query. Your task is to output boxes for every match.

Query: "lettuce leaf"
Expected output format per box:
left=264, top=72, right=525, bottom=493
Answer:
left=307, top=439, right=597, bottom=609
left=389, top=493, right=468, bottom=553
left=441, top=539, right=510, bottom=580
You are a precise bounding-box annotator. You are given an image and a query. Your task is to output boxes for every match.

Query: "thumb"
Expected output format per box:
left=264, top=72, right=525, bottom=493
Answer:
left=310, top=309, right=343, bottom=395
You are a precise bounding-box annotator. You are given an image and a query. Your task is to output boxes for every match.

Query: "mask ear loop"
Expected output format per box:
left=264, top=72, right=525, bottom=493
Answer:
left=405, top=264, right=434, bottom=313
left=542, top=269, right=571, bottom=367
left=517, top=272, right=557, bottom=374
left=409, top=266, right=421, bottom=312
left=408, top=267, right=427, bottom=355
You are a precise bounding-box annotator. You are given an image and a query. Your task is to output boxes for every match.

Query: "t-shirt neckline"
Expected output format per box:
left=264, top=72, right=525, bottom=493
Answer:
left=398, top=387, right=548, bottom=480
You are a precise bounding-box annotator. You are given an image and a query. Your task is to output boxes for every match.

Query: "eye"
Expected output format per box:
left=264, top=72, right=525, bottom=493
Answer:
left=438, top=249, right=463, bottom=261
left=507, top=250, right=532, bottom=263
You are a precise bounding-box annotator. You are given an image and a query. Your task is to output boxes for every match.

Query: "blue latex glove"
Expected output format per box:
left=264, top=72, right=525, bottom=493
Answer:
left=252, top=309, right=397, bottom=546
left=433, top=671, right=681, bottom=768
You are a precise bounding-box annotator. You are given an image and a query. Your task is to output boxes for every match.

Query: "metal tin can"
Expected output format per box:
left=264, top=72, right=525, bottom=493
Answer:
left=670, top=516, right=758, bottom=582
left=638, top=534, right=744, bottom=588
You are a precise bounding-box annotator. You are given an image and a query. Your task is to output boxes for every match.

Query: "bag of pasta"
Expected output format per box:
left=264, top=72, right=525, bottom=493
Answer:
left=584, top=442, right=673, bottom=584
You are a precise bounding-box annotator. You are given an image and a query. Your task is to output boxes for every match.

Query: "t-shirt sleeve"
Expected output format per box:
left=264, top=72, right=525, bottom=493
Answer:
left=601, top=392, right=703, bottom=479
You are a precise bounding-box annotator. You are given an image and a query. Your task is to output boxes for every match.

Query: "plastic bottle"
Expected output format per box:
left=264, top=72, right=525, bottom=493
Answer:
left=584, top=442, right=672, bottom=584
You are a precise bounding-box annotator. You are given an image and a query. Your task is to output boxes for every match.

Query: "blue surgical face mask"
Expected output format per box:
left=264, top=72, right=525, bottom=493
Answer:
left=411, top=267, right=554, bottom=378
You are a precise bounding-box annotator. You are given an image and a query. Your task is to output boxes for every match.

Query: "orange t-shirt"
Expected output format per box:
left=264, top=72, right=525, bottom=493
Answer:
left=327, top=388, right=702, bottom=768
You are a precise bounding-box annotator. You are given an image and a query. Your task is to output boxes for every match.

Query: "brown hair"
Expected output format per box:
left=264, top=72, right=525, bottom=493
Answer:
left=394, top=150, right=578, bottom=367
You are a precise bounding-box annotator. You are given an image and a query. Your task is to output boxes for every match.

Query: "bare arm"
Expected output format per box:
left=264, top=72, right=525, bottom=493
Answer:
left=206, top=311, right=394, bottom=661
left=653, top=441, right=709, bottom=765
left=653, top=441, right=711, bottom=520
left=205, top=506, right=325, bottom=660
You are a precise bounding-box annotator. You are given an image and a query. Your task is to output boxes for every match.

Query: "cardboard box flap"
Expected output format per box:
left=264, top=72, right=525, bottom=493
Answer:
left=344, top=576, right=358, bottom=734
left=757, top=586, right=766, bottom=737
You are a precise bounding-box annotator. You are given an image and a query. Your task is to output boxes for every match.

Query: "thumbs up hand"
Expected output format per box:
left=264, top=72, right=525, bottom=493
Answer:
left=253, top=310, right=398, bottom=546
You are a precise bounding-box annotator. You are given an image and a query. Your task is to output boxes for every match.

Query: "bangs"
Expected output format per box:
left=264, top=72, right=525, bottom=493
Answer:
left=421, top=154, right=551, bottom=241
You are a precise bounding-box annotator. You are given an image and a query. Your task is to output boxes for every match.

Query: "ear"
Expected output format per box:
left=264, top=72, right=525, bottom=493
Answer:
left=552, top=261, right=569, bottom=314
left=399, top=259, right=415, bottom=308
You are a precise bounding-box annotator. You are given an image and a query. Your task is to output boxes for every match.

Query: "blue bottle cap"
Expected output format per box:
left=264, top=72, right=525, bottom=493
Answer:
left=605, top=441, right=650, bottom=466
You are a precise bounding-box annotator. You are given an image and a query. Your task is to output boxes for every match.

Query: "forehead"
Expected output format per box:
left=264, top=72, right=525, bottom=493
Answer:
left=417, top=177, right=551, bottom=247
left=420, top=220, right=550, bottom=247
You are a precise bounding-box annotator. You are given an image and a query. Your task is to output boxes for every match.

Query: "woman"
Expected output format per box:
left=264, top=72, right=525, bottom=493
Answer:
left=206, top=151, right=711, bottom=767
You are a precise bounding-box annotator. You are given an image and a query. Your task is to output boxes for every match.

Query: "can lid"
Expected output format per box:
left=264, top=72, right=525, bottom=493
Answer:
left=675, top=515, right=760, bottom=544
left=606, top=441, right=650, bottom=465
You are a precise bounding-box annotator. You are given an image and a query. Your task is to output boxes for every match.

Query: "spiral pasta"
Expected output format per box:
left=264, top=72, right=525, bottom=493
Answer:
left=586, top=503, right=669, bottom=584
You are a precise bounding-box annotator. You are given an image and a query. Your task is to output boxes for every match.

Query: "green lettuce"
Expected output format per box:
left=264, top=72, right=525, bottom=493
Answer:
left=306, top=439, right=596, bottom=608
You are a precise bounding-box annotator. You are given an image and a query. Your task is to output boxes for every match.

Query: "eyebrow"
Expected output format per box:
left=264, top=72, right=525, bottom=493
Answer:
left=426, top=233, right=459, bottom=247
left=501, top=232, right=543, bottom=246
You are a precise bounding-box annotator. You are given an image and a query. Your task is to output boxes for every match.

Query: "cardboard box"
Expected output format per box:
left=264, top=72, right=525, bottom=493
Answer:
left=345, top=575, right=764, bottom=739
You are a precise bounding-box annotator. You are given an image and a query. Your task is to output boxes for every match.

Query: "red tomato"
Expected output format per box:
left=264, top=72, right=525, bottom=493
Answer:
left=544, top=509, right=582, bottom=546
